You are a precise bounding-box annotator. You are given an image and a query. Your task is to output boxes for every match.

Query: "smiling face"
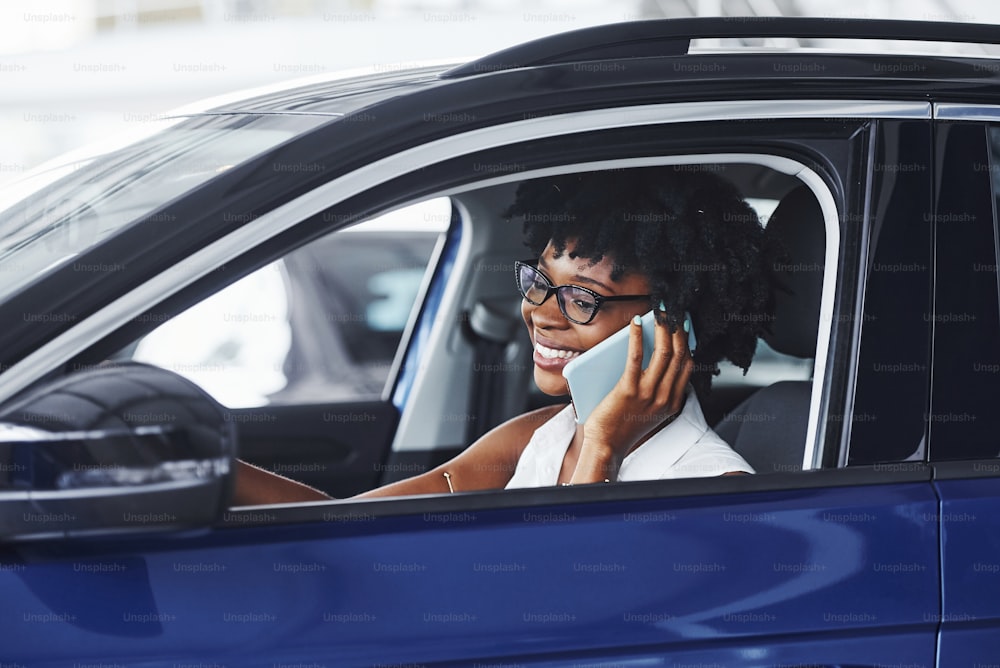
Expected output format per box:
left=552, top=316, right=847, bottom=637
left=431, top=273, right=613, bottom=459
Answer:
left=522, top=239, right=653, bottom=396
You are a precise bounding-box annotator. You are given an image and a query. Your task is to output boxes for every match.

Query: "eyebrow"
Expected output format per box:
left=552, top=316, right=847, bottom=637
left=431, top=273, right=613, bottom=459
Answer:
left=538, top=256, right=615, bottom=293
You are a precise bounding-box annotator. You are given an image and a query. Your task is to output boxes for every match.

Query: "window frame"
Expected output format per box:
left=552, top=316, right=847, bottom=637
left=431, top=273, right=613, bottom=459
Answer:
left=0, top=101, right=921, bottom=520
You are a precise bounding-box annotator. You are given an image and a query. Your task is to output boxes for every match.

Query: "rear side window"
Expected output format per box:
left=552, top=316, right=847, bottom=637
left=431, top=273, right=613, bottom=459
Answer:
left=122, top=199, right=449, bottom=408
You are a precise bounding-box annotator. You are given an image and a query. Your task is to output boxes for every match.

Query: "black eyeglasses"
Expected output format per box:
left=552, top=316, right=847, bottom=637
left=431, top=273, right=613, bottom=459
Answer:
left=514, top=260, right=652, bottom=325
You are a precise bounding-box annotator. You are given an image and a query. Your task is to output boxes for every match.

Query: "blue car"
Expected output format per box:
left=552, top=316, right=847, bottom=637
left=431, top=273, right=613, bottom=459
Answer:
left=1, top=17, right=999, bottom=666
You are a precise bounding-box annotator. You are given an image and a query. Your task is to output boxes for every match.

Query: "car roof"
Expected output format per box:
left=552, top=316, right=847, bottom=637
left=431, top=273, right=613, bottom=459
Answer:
left=177, top=17, right=1000, bottom=120
left=442, top=16, right=1000, bottom=77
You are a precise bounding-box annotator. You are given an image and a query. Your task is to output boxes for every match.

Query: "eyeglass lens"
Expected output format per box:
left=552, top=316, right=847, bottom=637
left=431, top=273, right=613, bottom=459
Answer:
left=518, top=264, right=599, bottom=324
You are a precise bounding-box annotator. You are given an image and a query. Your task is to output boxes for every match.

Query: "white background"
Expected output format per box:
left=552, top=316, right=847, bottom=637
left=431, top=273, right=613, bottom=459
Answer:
left=1, top=0, right=998, bottom=186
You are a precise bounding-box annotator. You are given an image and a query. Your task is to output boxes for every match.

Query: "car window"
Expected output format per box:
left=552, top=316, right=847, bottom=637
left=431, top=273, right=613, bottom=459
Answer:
left=0, top=114, right=329, bottom=307
left=834, top=119, right=933, bottom=467
left=391, top=159, right=837, bottom=484
left=121, top=198, right=450, bottom=408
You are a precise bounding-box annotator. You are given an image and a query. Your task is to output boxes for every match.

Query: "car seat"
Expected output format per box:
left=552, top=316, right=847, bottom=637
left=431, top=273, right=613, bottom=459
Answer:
left=714, top=185, right=826, bottom=474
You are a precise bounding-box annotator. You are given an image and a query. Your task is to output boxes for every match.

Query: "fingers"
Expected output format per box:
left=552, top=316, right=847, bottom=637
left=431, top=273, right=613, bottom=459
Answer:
left=640, top=312, right=692, bottom=417
left=656, top=324, right=694, bottom=411
left=621, top=314, right=645, bottom=387
left=642, top=309, right=675, bottom=382
left=622, top=311, right=692, bottom=423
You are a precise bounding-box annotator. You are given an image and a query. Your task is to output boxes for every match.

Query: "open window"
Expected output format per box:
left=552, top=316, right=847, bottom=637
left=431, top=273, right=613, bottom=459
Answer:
left=385, top=157, right=837, bottom=488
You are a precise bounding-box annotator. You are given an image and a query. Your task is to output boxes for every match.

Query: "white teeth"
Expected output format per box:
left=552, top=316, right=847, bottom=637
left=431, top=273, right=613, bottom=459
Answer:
left=536, top=342, right=580, bottom=360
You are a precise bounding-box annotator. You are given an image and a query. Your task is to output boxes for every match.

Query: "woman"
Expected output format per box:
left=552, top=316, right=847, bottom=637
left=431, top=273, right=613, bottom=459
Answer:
left=232, top=167, right=774, bottom=504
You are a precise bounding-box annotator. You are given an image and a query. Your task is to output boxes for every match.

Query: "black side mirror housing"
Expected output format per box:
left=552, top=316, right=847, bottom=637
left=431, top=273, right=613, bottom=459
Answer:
left=0, top=363, right=235, bottom=541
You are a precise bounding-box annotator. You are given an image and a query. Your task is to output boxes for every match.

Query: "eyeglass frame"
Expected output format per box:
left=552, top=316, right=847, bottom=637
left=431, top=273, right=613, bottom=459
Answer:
left=514, top=259, right=653, bottom=325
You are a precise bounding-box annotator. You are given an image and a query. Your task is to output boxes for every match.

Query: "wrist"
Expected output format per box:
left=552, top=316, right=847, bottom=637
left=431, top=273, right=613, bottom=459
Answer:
left=573, top=439, right=623, bottom=483
left=582, top=425, right=632, bottom=461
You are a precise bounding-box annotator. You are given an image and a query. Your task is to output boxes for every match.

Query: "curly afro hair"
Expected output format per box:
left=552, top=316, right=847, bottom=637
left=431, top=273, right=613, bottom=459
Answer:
left=505, top=166, right=779, bottom=395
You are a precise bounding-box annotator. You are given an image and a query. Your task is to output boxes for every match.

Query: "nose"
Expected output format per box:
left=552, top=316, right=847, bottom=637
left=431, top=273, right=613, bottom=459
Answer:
left=527, top=289, right=567, bottom=327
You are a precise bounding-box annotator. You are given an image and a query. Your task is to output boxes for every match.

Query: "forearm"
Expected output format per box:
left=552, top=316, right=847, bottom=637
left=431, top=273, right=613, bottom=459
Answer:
left=231, top=460, right=333, bottom=506
left=353, top=470, right=453, bottom=498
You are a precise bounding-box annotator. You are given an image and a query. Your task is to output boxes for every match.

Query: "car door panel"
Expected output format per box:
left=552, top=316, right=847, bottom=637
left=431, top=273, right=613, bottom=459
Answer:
left=931, top=119, right=1000, bottom=665
left=2, top=472, right=937, bottom=666
left=934, top=473, right=1000, bottom=665
left=235, top=401, right=399, bottom=498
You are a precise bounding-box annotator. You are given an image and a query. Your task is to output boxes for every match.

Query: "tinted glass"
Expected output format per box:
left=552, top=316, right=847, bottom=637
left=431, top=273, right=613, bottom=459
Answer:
left=848, top=120, right=933, bottom=465
left=927, top=122, right=1000, bottom=461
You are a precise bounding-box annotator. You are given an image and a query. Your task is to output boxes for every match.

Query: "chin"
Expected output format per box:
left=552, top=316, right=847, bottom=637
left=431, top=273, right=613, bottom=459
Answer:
left=533, top=368, right=570, bottom=397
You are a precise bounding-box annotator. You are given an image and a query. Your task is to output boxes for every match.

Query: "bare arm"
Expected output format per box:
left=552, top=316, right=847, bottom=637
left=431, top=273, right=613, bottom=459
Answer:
left=231, top=403, right=566, bottom=505
left=231, top=460, right=333, bottom=505
left=355, top=403, right=565, bottom=498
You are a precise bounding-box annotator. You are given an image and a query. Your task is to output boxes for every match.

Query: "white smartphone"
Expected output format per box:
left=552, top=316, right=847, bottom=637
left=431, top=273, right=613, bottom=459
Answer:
left=562, top=310, right=696, bottom=425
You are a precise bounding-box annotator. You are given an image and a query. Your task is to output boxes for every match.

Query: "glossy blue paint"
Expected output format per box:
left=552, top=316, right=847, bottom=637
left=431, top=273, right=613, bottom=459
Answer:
left=1, top=479, right=938, bottom=666
left=934, top=476, right=1000, bottom=666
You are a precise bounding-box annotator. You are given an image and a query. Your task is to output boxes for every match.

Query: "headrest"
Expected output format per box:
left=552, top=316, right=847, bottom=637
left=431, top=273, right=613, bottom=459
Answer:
left=763, top=186, right=826, bottom=359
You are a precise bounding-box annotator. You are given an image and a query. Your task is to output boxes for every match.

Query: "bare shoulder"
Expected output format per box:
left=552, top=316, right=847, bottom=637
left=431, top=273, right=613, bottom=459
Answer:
left=456, top=402, right=569, bottom=472
left=483, top=402, right=569, bottom=449
left=437, top=402, right=569, bottom=491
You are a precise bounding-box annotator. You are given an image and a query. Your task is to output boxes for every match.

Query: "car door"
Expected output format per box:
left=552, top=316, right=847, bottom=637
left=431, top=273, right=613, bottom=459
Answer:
left=930, top=116, right=1000, bottom=664
left=1, top=107, right=941, bottom=666
left=3, top=472, right=937, bottom=666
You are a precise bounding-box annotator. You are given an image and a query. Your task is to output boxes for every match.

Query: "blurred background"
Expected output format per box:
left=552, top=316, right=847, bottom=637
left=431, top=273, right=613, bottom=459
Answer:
left=1, top=0, right=996, bottom=186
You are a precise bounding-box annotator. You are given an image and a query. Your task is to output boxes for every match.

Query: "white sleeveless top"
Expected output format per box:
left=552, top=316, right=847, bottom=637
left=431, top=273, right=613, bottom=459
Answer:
left=505, top=388, right=753, bottom=488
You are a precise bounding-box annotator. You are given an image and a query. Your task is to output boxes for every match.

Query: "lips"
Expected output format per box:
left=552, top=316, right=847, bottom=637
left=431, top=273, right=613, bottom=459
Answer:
left=531, top=337, right=583, bottom=372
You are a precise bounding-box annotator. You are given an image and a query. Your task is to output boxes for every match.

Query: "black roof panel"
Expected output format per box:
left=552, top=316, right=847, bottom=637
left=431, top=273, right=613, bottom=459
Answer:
left=199, top=65, right=451, bottom=116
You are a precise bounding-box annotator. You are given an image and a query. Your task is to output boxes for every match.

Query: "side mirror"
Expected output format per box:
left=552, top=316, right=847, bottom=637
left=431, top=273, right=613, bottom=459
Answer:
left=0, top=363, right=235, bottom=541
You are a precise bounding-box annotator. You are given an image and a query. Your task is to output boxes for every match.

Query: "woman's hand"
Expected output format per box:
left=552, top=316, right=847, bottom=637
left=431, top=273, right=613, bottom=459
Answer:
left=570, top=312, right=694, bottom=484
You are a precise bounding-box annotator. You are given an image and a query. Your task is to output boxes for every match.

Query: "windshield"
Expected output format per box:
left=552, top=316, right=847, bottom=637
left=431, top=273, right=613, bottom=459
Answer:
left=0, top=113, right=331, bottom=303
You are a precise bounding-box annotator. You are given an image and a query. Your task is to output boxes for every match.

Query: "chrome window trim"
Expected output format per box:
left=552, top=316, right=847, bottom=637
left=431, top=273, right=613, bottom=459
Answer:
left=934, top=103, right=1000, bottom=121
left=0, top=99, right=920, bottom=467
